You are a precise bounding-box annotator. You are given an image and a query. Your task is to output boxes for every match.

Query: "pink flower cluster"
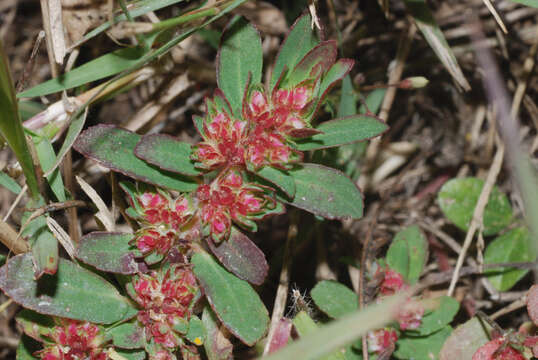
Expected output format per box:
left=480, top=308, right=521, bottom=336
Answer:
left=196, top=170, right=277, bottom=242
left=128, top=190, right=197, bottom=256
left=37, top=320, right=107, bottom=360
left=130, top=265, right=198, bottom=348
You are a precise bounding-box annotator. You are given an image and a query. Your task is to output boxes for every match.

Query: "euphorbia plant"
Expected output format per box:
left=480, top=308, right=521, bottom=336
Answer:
left=2, top=13, right=388, bottom=359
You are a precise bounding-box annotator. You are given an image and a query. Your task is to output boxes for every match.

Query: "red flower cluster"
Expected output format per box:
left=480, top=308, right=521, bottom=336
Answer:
left=472, top=337, right=526, bottom=360
left=196, top=170, right=277, bottom=242
left=37, top=320, right=107, bottom=360
left=128, top=190, right=196, bottom=255
left=131, top=265, right=198, bottom=348
left=367, top=328, right=398, bottom=356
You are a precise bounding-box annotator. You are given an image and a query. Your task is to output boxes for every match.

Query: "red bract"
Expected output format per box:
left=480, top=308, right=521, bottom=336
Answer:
left=367, top=328, right=398, bottom=355
left=472, top=338, right=526, bottom=360
left=131, top=265, right=198, bottom=348
left=196, top=170, right=275, bottom=242
left=397, top=299, right=425, bottom=330
left=37, top=320, right=107, bottom=360
left=379, top=268, right=407, bottom=296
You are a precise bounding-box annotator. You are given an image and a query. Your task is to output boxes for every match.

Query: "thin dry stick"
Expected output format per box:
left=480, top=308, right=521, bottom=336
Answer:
left=263, top=212, right=297, bottom=356
left=490, top=298, right=526, bottom=320
left=482, top=0, right=508, bottom=34
left=0, top=220, right=28, bottom=254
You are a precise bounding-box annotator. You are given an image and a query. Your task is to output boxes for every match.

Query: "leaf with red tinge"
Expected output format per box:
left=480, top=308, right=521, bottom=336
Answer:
left=207, top=227, right=268, bottom=285
left=286, top=163, right=363, bottom=220
left=107, top=320, right=146, bottom=349
left=472, top=338, right=525, bottom=360
left=202, top=306, right=233, bottom=360
left=527, top=284, right=538, bottom=325
left=0, top=253, right=137, bottom=324
left=285, top=40, right=337, bottom=88
left=251, top=165, right=295, bottom=198
left=267, top=318, right=292, bottom=354
left=440, top=317, right=493, bottom=360
left=76, top=232, right=144, bottom=275
left=134, top=134, right=200, bottom=177
left=192, top=251, right=269, bottom=346
left=73, top=124, right=198, bottom=192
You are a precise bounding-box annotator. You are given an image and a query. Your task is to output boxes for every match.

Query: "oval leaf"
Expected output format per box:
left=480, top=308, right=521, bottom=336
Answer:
left=271, top=13, right=318, bottom=90
left=73, top=124, right=198, bottom=192
left=76, top=232, right=144, bottom=275
left=410, top=296, right=459, bottom=336
left=395, top=326, right=452, bottom=360
left=202, top=306, right=234, bottom=360
left=386, top=225, right=428, bottom=284
left=527, top=285, right=538, bottom=325
left=439, top=317, right=493, bottom=360
left=0, top=253, right=137, bottom=324
left=254, top=166, right=295, bottom=198
left=311, top=280, right=358, bottom=319
left=207, top=227, right=269, bottom=286
left=438, top=177, right=513, bottom=236
left=134, top=134, right=200, bottom=176
left=217, top=16, right=262, bottom=116
left=295, top=115, right=388, bottom=151
left=192, top=251, right=269, bottom=346
left=107, top=321, right=145, bottom=349
left=484, top=226, right=536, bottom=291
left=287, top=163, right=363, bottom=220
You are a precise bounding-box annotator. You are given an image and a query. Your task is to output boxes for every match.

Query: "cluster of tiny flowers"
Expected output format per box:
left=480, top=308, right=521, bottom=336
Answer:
left=128, top=191, right=197, bottom=256
left=367, top=328, right=398, bottom=356
left=37, top=320, right=107, bottom=360
left=130, top=265, right=198, bottom=349
left=196, top=170, right=276, bottom=242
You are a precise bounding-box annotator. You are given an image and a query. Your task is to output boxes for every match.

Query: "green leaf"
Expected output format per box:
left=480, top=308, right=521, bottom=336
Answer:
left=0, top=171, right=21, bottom=194
left=76, top=232, right=143, bottom=275
left=217, top=16, right=262, bottom=116
left=286, top=41, right=337, bottom=88
left=202, top=306, right=234, bottom=360
left=33, top=136, right=66, bottom=201
left=439, top=317, right=493, bottom=360
left=134, top=133, right=200, bottom=176
left=16, top=309, right=54, bottom=341
left=107, top=321, right=145, bottom=349
left=16, top=335, right=41, bottom=360
left=207, top=227, right=269, bottom=286
left=73, top=124, right=198, bottom=192
left=287, top=163, right=363, bottom=220
left=22, top=209, right=58, bottom=278
left=254, top=165, right=295, bottom=198
left=114, top=349, right=147, bottom=360
left=508, top=0, right=538, bottom=7
left=484, top=226, right=536, bottom=291
left=411, top=296, right=459, bottom=336
left=292, top=312, right=345, bottom=360
left=403, top=0, right=470, bottom=91
left=0, top=253, right=138, bottom=324
left=185, top=315, right=205, bottom=346
left=19, top=100, right=44, bottom=121
left=386, top=225, right=428, bottom=284
left=438, top=177, right=513, bottom=236
left=394, top=326, right=452, bottom=360
left=359, top=89, right=386, bottom=115
left=0, top=39, right=39, bottom=198
left=19, top=47, right=147, bottom=98
left=271, top=13, right=318, bottom=90
left=311, top=281, right=358, bottom=319
left=191, top=251, right=269, bottom=346
left=295, top=115, right=388, bottom=151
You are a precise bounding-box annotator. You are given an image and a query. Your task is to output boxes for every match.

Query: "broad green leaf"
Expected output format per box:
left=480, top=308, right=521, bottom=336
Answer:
left=295, top=115, right=388, bottom=151
left=287, top=163, right=363, bottom=220
left=509, top=0, right=538, bottom=7
left=439, top=317, right=493, bottom=360
left=0, top=39, right=39, bottom=198
left=0, top=253, right=138, bottom=324
left=217, top=16, right=262, bottom=116
left=386, top=225, right=428, bottom=284
left=264, top=294, right=405, bottom=360
left=0, top=171, right=21, bottom=194
left=394, top=326, right=452, bottom=360
left=16, top=335, right=41, bottom=360
left=134, top=134, right=200, bottom=176
left=202, top=306, right=234, bottom=360
left=185, top=315, right=205, bottom=346
left=403, top=0, right=470, bottom=91
left=76, top=232, right=143, bottom=275
left=410, top=296, right=459, bottom=336
left=484, top=227, right=536, bottom=291
left=438, top=177, right=513, bottom=236
left=311, top=281, right=358, bottom=319
left=271, top=13, right=318, bottom=90
left=107, top=321, right=145, bottom=349
left=292, top=311, right=345, bottom=360
left=359, top=89, right=386, bottom=115
left=207, top=227, right=269, bottom=286
left=19, top=47, right=147, bottom=98
left=22, top=207, right=58, bottom=278
left=73, top=124, right=198, bottom=192
left=16, top=309, right=54, bottom=341
left=33, top=136, right=66, bottom=201
left=191, top=251, right=269, bottom=346
left=254, top=165, right=295, bottom=198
